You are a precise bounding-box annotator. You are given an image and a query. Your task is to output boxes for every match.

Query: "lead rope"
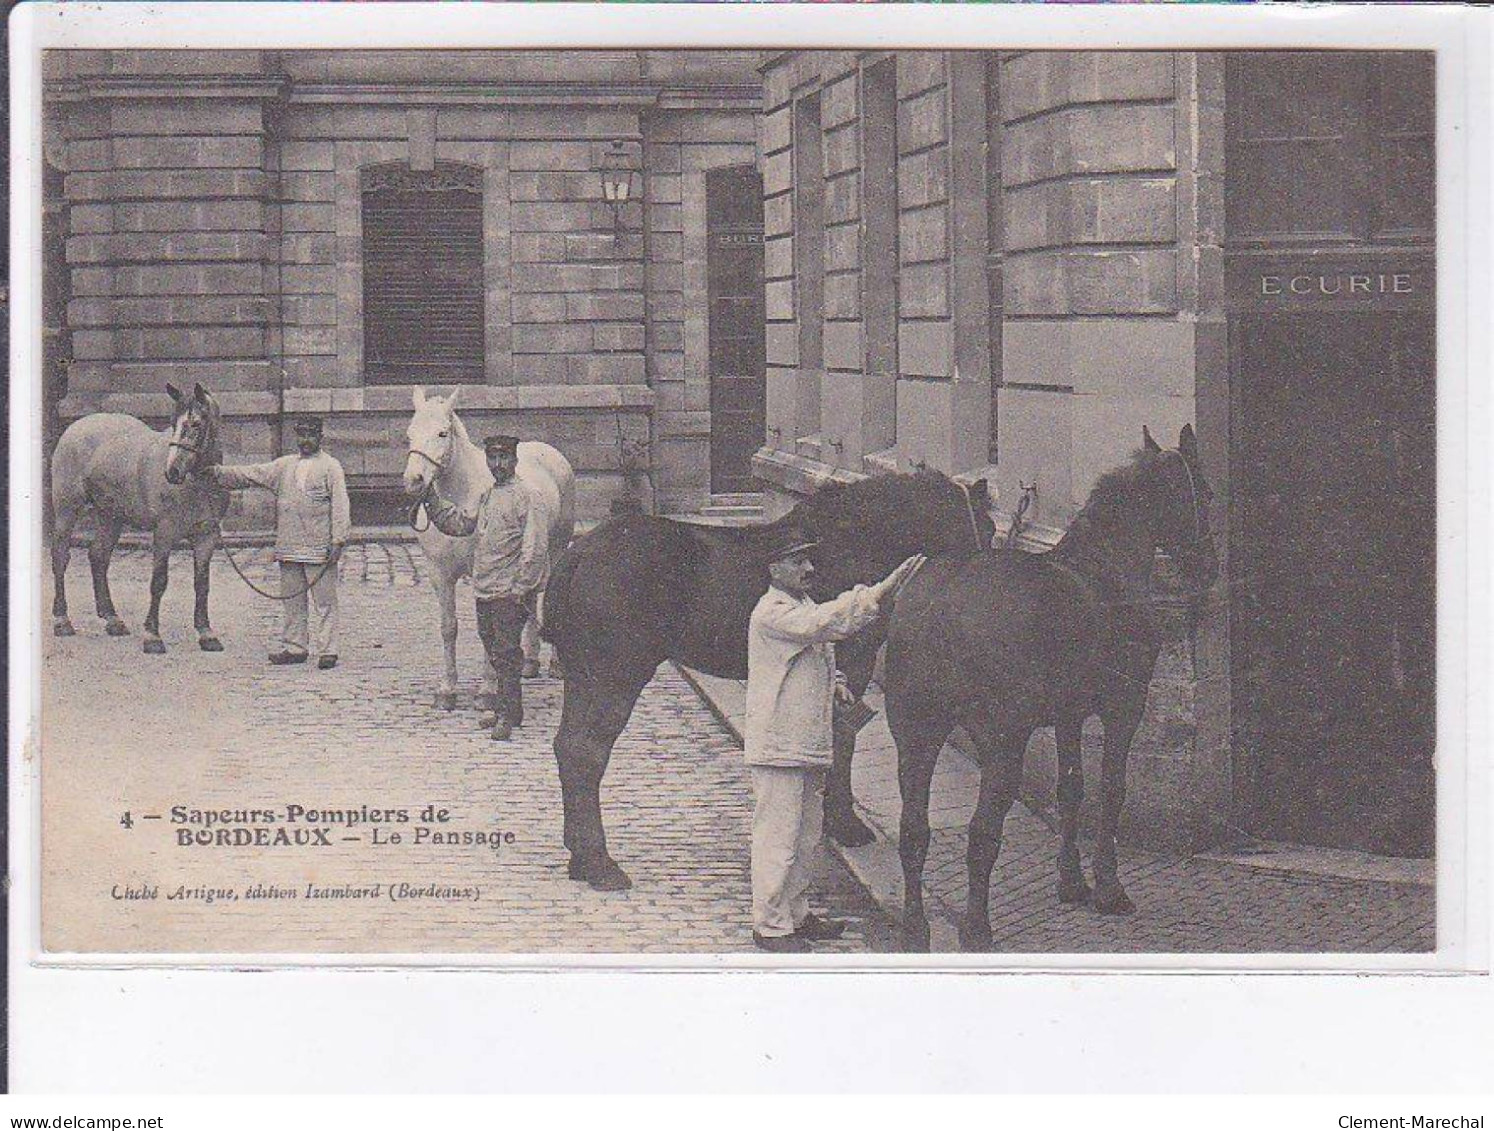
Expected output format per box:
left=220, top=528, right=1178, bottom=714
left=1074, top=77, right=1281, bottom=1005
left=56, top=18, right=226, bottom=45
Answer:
left=219, top=543, right=337, bottom=601
left=209, top=456, right=340, bottom=601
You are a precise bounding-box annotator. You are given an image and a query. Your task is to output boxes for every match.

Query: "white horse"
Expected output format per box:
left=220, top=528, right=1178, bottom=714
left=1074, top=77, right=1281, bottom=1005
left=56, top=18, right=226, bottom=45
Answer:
left=402, top=387, right=577, bottom=711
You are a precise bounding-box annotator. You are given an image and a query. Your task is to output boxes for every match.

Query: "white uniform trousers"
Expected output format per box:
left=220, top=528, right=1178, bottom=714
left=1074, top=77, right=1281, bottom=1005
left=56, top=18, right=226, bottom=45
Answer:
left=749, top=764, right=826, bottom=937
left=280, top=560, right=339, bottom=658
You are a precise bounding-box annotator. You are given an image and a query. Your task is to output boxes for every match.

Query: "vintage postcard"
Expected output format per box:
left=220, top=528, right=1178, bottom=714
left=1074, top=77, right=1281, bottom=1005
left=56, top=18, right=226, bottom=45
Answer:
left=11, top=8, right=1481, bottom=971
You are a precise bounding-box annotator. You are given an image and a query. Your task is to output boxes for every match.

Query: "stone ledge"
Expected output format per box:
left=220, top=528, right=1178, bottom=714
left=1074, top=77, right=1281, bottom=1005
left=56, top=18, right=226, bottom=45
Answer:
left=62, top=390, right=280, bottom=419
left=63, top=383, right=656, bottom=420
left=751, top=446, right=863, bottom=496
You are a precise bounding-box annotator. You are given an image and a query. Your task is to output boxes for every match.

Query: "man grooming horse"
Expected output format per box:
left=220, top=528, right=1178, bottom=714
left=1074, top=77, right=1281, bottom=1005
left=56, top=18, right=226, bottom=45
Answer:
left=744, top=532, right=924, bottom=953
left=203, top=416, right=351, bottom=669
left=422, top=434, right=549, bottom=742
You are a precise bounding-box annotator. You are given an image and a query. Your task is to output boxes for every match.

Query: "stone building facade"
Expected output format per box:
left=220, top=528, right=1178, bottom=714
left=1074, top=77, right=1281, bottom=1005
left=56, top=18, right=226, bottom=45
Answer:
left=44, top=49, right=762, bottom=523
left=754, top=50, right=1435, bottom=857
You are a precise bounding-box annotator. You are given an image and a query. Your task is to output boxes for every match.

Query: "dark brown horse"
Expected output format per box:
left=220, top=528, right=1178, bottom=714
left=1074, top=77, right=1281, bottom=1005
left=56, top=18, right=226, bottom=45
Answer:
left=542, top=471, right=995, bottom=891
left=885, top=425, right=1218, bottom=951
left=50, top=383, right=229, bottom=654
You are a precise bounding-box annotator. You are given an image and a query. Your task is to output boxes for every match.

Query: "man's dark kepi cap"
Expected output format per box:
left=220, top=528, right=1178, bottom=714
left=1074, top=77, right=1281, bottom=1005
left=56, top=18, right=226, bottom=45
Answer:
left=292, top=416, right=323, bottom=436
left=764, top=529, right=818, bottom=564
left=484, top=434, right=520, bottom=456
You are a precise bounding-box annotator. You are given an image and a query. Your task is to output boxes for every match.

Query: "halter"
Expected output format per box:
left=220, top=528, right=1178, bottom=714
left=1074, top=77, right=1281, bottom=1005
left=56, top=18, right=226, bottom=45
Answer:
left=405, top=435, right=452, bottom=533
left=407, top=445, right=448, bottom=472
left=1166, top=448, right=1204, bottom=545
left=167, top=409, right=212, bottom=465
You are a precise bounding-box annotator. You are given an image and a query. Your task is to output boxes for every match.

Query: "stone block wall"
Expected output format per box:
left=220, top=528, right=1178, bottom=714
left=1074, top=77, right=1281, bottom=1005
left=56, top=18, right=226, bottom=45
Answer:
left=995, top=51, right=1223, bottom=537
left=48, top=49, right=761, bottom=526
left=756, top=51, right=992, bottom=490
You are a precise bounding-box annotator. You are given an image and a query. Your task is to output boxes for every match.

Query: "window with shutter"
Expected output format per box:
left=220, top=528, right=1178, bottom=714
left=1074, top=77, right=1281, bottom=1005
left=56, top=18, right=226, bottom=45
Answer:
left=361, top=161, right=485, bottom=385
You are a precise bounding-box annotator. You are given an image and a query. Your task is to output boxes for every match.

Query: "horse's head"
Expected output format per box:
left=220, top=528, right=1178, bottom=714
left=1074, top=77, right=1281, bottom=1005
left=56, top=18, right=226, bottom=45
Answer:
left=164, top=382, right=219, bottom=485
left=403, top=386, right=460, bottom=497
left=797, top=471, right=997, bottom=600
left=1142, top=423, right=1219, bottom=594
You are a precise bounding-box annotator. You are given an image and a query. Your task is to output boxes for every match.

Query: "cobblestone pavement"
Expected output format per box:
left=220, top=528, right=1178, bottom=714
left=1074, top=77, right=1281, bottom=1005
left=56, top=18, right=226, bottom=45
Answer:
left=684, top=672, right=1436, bottom=956
left=39, top=544, right=892, bottom=955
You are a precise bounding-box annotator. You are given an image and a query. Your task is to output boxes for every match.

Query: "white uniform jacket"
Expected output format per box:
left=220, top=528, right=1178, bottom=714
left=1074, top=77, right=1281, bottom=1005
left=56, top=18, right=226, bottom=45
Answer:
left=744, top=584, right=883, bottom=769
left=215, top=452, right=351, bottom=564
left=425, top=479, right=548, bottom=601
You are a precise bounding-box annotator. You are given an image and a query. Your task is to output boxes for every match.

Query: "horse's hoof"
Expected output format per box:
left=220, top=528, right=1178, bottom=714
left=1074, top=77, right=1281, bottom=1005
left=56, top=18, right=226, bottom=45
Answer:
left=522, top=659, right=541, bottom=679
left=1093, top=884, right=1135, bottom=916
left=957, top=917, right=995, bottom=953
left=199, top=636, right=224, bottom=652
left=826, top=812, right=877, bottom=848
left=569, top=855, right=632, bottom=892
left=900, top=918, right=932, bottom=954
left=474, top=692, right=499, bottom=712
left=104, top=618, right=130, bottom=637
left=142, top=637, right=166, bottom=655
left=53, top=619, right=76, bottom=637
left=1057, top=875, right=1093, bottom=905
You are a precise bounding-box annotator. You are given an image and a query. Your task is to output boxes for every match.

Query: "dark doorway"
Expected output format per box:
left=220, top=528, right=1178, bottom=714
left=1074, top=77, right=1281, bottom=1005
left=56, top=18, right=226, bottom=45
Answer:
left=706, top=165, right=767, bottom=494
left=1225, top=52, right=1436, bottom=857
left=1231, top=313, right=1435, bottom=856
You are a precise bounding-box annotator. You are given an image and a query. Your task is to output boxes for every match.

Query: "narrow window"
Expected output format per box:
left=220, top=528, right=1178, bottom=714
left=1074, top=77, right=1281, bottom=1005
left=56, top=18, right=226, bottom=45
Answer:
left=793, top=92, right=824, bottom=439
left=361, top=161, right=484, bottom=385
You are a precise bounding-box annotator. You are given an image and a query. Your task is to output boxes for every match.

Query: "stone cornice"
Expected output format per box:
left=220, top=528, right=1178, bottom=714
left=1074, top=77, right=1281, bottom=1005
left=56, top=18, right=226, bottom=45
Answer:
left=48, top=76, right=288, bottom=101
left=288, top=81, right=762, bottom=110
left=48, top=74, right=762, bottom=111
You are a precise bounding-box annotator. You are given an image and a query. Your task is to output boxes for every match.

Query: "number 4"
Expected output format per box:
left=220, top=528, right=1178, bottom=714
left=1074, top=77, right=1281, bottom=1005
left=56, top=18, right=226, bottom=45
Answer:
left=120, top=811, right=133, bottom=829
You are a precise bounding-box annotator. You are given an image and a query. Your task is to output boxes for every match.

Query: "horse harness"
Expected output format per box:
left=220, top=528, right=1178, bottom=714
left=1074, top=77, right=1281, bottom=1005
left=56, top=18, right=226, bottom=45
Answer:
left=404, top=444, right=449, bottom=533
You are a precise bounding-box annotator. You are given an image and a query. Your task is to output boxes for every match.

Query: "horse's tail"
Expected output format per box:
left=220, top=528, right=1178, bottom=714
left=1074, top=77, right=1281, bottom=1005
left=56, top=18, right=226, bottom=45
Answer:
left=539, top=537, right=582, bottom=656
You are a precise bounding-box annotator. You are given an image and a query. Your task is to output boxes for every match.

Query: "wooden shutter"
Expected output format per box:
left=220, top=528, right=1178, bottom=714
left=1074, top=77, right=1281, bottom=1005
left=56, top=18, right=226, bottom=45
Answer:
left=361, top=162, right=484, bottom=385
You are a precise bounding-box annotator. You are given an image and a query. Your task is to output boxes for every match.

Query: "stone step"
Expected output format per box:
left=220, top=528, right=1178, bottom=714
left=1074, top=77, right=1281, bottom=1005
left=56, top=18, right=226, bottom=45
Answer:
left=707, top=492, right=765, bottom=508
left=698, top=503, right=765, bottom=519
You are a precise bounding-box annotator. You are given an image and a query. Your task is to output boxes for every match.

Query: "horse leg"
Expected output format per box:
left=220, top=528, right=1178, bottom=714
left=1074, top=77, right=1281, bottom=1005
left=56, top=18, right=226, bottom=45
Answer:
left=1055, top=714, right=1091, bottom=905
left=433, top=576, right=459, bottom=710
left=192, top=527, right=224, bottom=651
left=89, top=515, right=129, bottom=636
left=51, top=502, right=79, bottom=636
left=960, top=724, right=1025, bottom=953
left=141, top=528, right=172, bottom=655
left=1092, top=700, right=1145, bottom=915
left=824, top=640, right=879, bottom=847
left=891, top=714, right=952, bottom=953
left=536, top=591, right=565, bottom=679
left=554, top=673, right=647, bottom=891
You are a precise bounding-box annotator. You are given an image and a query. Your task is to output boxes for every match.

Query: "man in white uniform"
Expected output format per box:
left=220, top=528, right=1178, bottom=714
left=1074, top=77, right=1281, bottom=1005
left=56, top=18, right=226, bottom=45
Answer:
left=745, top=532, right=924, bottom=953
left=206, top=416, right=351, bottom=668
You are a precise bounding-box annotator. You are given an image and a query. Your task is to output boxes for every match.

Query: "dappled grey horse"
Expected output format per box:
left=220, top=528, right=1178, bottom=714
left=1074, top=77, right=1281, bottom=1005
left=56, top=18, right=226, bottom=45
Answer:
left=50, top=383, right=229, bottom=654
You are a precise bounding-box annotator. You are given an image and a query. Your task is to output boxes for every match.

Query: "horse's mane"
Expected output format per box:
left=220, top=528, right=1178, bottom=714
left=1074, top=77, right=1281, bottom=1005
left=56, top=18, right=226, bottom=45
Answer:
left=1074, top=448, right=1159, bottom=528
left=792, top=469, right=957, bottom=530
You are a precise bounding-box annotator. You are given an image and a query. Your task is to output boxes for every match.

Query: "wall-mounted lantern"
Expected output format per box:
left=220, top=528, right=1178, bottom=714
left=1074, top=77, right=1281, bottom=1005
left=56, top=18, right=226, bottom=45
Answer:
left=599, top=139, right=639, bottom=229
